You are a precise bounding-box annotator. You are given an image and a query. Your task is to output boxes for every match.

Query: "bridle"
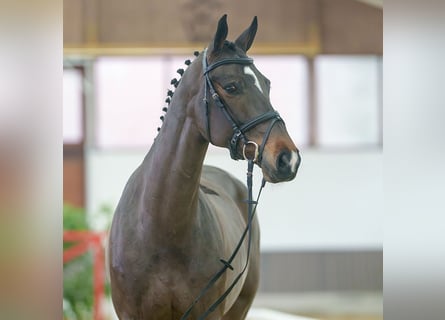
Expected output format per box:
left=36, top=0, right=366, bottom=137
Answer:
left=201, top=48, right=283, bottom=164
left=180, top=49, right=282, bottom=320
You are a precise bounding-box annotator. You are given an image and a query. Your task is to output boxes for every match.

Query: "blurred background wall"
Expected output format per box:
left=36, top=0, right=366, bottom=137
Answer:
left=63, top=0, right=382, bottom=317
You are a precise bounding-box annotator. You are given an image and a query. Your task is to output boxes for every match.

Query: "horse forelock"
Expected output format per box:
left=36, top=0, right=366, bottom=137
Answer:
left=221, top=40, right=249, bottom=58
left=209, top=40, right=245, bottom=60
left=223, top=40, right=236, bottom=51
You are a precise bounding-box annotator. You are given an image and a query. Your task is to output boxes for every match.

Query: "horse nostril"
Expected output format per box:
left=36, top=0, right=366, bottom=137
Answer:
left=276, top=150, right=301, bottom=180
left=277, top=151, right=291, bottom=173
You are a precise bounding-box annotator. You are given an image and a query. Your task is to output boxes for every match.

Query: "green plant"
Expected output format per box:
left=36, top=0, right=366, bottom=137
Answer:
left=63, top=204, right=93, bottom=320
left=63, top=204, right=89, bottom=231
left=63, top=203, right=114, bottom=320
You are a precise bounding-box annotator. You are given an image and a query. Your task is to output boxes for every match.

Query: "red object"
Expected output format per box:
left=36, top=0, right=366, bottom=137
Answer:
left=64, top=230, right=107, bottom=320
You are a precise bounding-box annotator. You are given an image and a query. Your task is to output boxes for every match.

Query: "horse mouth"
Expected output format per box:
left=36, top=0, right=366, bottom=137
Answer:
left=261, top=168, right=297, bottom=183
left=260, top=150, right=300, bottom=183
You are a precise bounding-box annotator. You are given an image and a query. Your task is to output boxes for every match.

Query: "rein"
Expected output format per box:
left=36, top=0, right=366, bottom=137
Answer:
left=181, top=160, right=265, bottom=320
left=181, top=49, right=280, bottom=319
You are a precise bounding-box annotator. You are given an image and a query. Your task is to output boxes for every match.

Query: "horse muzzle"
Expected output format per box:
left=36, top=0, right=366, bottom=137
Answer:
left=261, top=149, right=301, bottom=183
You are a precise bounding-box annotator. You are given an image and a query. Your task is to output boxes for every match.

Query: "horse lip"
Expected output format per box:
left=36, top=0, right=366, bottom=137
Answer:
left=260, top=160, right=298, bottom=183
left=260, top=163, right=280, bottom=183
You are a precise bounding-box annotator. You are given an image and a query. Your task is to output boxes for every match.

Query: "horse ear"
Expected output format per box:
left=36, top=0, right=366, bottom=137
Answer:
left=210, top=14, right=228, bottom=54
left=235, top=16, right=258, bottom=52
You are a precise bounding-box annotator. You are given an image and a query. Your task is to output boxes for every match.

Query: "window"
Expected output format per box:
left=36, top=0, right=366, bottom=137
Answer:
left=94, top=57, right=165, bottom=149
left=63, top=68, right=83, bottom=144
left=85, top=54, right=382, bottom=150
left=253, top=55, right=309, bottom=147
left=315, top=55, right=382, bottom=147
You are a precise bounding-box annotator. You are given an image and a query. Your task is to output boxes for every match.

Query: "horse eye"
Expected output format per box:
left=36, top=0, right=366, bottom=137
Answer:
left=224, top=84, right=237, bottom=94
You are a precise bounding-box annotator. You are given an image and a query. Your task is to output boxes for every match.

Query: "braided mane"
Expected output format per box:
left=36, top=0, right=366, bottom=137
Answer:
left=156, top=51, right=201, bottom=133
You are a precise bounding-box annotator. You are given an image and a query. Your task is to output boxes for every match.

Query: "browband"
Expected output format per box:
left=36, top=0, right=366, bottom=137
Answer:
left=204, top=57, right=254, bottom=74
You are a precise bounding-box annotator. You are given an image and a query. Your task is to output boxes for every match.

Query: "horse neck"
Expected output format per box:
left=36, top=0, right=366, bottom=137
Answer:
left=139, top=60, right=208, bottom=238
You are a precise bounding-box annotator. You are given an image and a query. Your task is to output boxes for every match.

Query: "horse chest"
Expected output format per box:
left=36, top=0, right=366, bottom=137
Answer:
left=131, top=251, right=229, bottom=317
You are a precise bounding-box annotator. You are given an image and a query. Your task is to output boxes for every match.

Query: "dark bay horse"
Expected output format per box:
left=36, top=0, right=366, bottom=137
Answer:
left=109, top=15, right=301, bottom=320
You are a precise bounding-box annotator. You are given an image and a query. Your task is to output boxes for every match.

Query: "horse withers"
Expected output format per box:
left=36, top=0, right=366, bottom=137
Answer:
left=109, top=14, right=301, bottom=320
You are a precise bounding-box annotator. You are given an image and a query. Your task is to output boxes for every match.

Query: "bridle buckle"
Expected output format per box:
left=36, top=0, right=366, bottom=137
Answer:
left=243, top=141, right=259, bottom=163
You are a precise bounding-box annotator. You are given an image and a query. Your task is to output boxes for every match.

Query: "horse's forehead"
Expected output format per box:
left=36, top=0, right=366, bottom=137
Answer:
left=243, top=66, right=264, bottom=94
left=212, top=63, right=245, bottom=77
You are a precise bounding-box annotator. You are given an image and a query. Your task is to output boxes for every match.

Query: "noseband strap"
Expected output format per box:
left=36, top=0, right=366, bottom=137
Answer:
left=231, top=111, right=282, bottom=163
left=202, top=48, right=283, bottom=162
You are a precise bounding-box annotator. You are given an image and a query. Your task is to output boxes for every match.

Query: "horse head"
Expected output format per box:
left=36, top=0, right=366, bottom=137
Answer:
left=190, top=15, right=301, bottom=183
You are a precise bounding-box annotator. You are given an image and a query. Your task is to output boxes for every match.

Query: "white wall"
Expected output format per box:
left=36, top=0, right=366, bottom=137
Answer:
left=86, top=148, right=382, bottom=251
